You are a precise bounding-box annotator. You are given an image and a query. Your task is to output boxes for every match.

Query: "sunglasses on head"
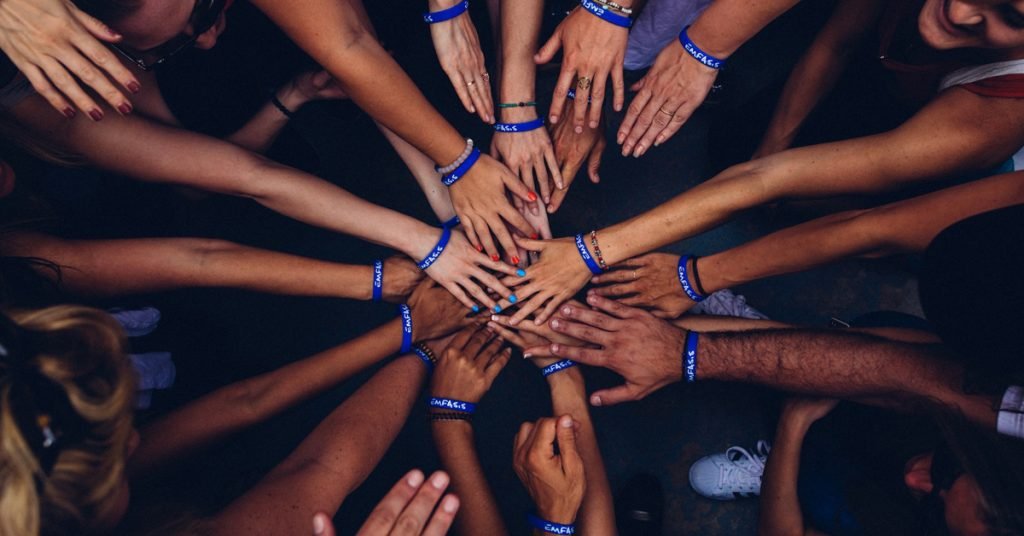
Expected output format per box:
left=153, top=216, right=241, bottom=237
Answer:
left=112, top=0, right=227, bottom=71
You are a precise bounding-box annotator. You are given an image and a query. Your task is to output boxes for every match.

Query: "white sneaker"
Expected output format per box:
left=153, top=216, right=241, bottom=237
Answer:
left=690, top=289, right=769, bottom=320
left=689, top=440, right=771, bottom=500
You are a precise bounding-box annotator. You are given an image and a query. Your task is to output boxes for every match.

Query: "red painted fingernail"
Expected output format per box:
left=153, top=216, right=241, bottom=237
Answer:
left=511, top=256, right=520, bottom=264
left=89, top=109, right=103, bottom=121
left=528, top=192, right=537, bottom=202
left=491, top=254, right=500, bottom=261
left=530, top=233, right=539, bottom=239
left=127, top=81, right=141, bottom=93
left=475, top=244, right=483, bottom=252
left=62, top=107, right=75, bottom=118
left=117, top=103, right=132, bottom=115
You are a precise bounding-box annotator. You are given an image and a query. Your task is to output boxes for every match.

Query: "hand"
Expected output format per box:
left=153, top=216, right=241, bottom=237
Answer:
left=590, top=253, right=695, bottom=318
left=0, top=0, right=139, bottom=119
left=513, top=202, right=553, bottom=267
left=430, top=324, right=511, bottom=404
left=548, top=103, right=605, bottom=212
left=422, top=228, right=523, bottom=311
left=486, top=301, right=591, bottom=360
left=407, top=279, right=477, bottom=342
left=493, top=236, right=593, bottom=326
left=490, top=111, right=562, bottom=212
left=617, top=40, right=719, bottom=157
left=342, top=469, right=459, bottom=535
left=428, top=0, right=493, bottom=124
left=284, top=70, right=348, bottom=106
left=546, top=293, right=686, bottom=406
left=513, top=415, right=585, bottom=524
left=536, top=7, right=628, bottom=133
left=382, top=256, right=425, bottom=303
left=448, top=154, right=538, bottom=263
left=780, top=397, right=839, bottom=426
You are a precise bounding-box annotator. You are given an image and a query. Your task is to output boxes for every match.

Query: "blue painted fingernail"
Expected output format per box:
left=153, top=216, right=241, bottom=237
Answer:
left=509, top=295, right=518, bottom=303
left=471, top=304, right=480, bottom=313
left=516, top=269, right=527, bottom=277
left=493, top=305, right=502, bottom=313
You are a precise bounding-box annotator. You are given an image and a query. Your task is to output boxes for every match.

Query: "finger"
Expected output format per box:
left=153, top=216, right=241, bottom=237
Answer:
left=585, top=291, right=642, bottom=319
left=555, top=414, right=583, bottom=473
left=559, top=302, right=623, bottom=331
left=618, top=86, right=652, bottom=149
left=464, top=325, right=494, bottom=357
left=483, top=346, right=512, bottom=379
left=587, top=70, right=608, bottom=128
left=590, top=264, right=642, bottom=284
left=472, top=269, right=513, bottom=301
left=37, top=58, right=103, bottom=120
left=547, top=60, right=575, bottom=124
left=549, top=342, right=607, bottom=367
left=460, top=217, right=483, bottom=253
left=488, top=214, right=524, bottom=265
left=530, top=417, right=559, bottom=461
left=465, top=72, right=489, bottom=122
left=522, top=344, right=556, bottom=358
left=356, top=469, right=424, bottom=534
left=572, top=76, right=592, bottom=133
left=472, top=216, right=501, bottom=262
left=488, top=311, right=549, bottom=337
left=506, top=289, right=549, bottom=325
left=494, top=281, right=540, bottom=315
left=461, top=276, right=499, bottom=310
left=18, top=65, right=73, bottom=118
left=478, top=251, right=521, bottom=278
left=450, top=324, right=483, bottom=352
left=635, top=99, right=678, bottom=157
left=616, top=294, right=648, bottom=307
left=547, top=186, right=568, bottom=214
left=520, top=165, right=540, bottom=216
left=535, top=28, right=563, bottom=65
left=502, top=163, right=539, bottom=204
left=611, top=63, right=626, bottom=112
left=434, top=277, right=478, bottom=311
left=447, top=69, right=476, bottom=114
left=511, top=235, right=545, bottom=253
left=653, top=101, right=697, bottom=147
left=515, top=421, right=536, bottom=455
left=487, top=321, right=530, bottom=348
left=477, top=67, right=495, bottom=122
left=549, top=317, right=613, bottom=346
left=587, top=136, right=605, bottom=183
left=313, top=512, right=336, bottom=536
left=592, top=281, right=638, bottom=297
left=501, top=205, right=538, bottom=242
left=533, top=160, right=551, bottom=207
left=590, top=384, right=641, bottom=407
left=59, top=45, right=132, bottom=114
left=73, top=32, right=140, bottom=94
left=393, top=471, right=450, bottom=534
left=534, top=294, right=569, bottom=326
left=421, top=494, right=460, bottom=536
left=68, top=6, right=123, bottom=41
left=543, top=143, right=564, bottom=190
left=625, top=95, right=668, bottom=158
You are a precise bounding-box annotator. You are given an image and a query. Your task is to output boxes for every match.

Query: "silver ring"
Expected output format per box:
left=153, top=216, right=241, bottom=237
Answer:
left=467, top=80, right=476, bottom=87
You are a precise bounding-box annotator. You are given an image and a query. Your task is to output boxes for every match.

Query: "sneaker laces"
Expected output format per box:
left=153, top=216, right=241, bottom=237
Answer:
left=719, top=441, right=771, bottom=491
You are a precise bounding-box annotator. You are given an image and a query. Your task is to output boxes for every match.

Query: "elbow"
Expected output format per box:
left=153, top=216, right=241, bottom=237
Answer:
left=217, top=379, right=267, bottom=428
left=229, top=153, right=289, bottom=202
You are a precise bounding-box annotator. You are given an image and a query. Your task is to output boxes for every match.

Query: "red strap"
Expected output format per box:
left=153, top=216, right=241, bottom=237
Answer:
left=961, top=74, right=1024, bottom=98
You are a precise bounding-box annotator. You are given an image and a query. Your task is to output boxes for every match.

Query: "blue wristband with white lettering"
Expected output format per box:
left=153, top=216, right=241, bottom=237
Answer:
left=579, top=0, right=631, bottom=28
left=542, top=359, right=577, bottom=377
left=574, top=233, right=603, bottom=275
left=372, top=260, right=383, bottom=302
left=413, top=347, right=434, bottom=372
left=398, top=304, right=413, bottom=354
left=683, top=330, right=698, bottom=382
left=429, top=397, right=476, bottom=413
left=418, top=226, right=452, bottom=270
left=442, top=148, right=481, bottom=186
left=423, top=0, right=468, bottom=23
left=678, top=26, right=726, bottom=70
left=441, top=215, right=461, bottom=229
left=528, top=513, right=576, bottom=535
left=677, top=255, right=705, bottom=303
left=493, top=118, right=544, bottom=133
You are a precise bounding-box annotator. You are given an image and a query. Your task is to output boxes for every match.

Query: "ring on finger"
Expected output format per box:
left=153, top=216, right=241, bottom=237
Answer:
left=657, top=107, right=675, bottom=116
left=467, top=80, right=476, bottom=87
left=482, top=72, right=490, bottom=80
left=577, top=76, right=592, bottom=90
left=632, top=270, right=637, bottom=281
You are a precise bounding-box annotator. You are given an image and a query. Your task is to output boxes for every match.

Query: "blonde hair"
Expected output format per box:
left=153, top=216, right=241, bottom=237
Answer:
left=0, top=305, right=135, bottom=535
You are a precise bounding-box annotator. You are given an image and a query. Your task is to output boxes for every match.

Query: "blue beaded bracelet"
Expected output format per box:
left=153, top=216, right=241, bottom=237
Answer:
left=413, top=347, right=434, bottom=372
left=683, top=330, right=698, bottom=382
left=574, top=233, right=604, bottom=275
left=418, top=226, right=453, bottom=270
left=542, top=359, right=576, bottom=377
left=441, top=215, right=461, bottom=229
left=429, top=397, right=476, bottom=413
left=493, top=118, right=544, bottom=133
left=442, top=148, right=481, bottom=186
left=678, top=26, right=726, bottom=70
left=579, top=0, right=631, bottom=28
left=423, top=0, right=468, bottom=23
left=372, top=260, right=383, bottom=302
left=528, top=513, right=576, bottom=535
left=677, top=255, right=706, bottom=303
left=399, top=304, right=413, bottom=354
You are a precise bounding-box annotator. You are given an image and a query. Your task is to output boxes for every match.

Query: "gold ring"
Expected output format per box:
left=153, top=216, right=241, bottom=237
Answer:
left=482, top=72, right=490, bottom=80
left=632, top=270, right=637, bottom=281
left=577, top=76, right=592, bottom=90
left=467, top=80, right=476, bottom=87
left=658, top=107, right=675, bottom=116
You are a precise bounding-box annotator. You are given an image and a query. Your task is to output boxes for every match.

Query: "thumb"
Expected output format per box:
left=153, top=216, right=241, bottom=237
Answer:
left=590, top=383, right=639, bottom=407
left=587, top=138, right=605, bottom=183
left=534, top=29, right=563, bottom=65
left=513, top=235, right=546, bottom=253
left=312, top=71, right=333, bottom=88
left=313, top=513, right=335, bottom=536
left=69, top=6, right=122, bottom=41
left=555, top=415, right=583, bottom=474
left=630, top=76, right=646, bottom=92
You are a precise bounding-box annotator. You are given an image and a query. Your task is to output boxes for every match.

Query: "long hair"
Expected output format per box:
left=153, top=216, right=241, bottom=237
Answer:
left=0, top=306, right=136, bottom=535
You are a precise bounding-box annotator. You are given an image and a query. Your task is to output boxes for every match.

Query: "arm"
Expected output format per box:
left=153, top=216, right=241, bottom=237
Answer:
left=754, top=0, right=883, bottom=157
left=428, top=0, right=493, bottom=123
left=0, top=232, right=421, bottom=302
left=130, top=281, right=472, bottom=477
left=377, top=123, right=456, bottom=223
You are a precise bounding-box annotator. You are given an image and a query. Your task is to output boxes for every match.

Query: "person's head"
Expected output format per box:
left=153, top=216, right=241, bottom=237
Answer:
left=918, top=0, right=1024, bottom=55
left=0, top=306, right=136, bottom=535
left=902, top=411, right=1024, bottom=536
left=74, top=0, right=230, bottom=69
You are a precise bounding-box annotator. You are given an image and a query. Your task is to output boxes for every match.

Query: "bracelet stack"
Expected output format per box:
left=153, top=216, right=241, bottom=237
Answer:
left=423, top=0, right=469, bottom=23
left=441, top=148, right=482, bottom=187
left=436, top=138, right=474, bottom=175
left=413, top=343, right=437, bottom=372
left=579, top=0, right=632, bottom=28
left=574, top=233, right=604, bottom=275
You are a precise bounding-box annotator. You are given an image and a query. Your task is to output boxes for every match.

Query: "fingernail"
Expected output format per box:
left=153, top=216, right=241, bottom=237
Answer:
left=528, top=192, right=537, bottom=202
left=491, top=254, right=500, bottom=261
left=313, top=514, right=326, bottom=535
left=551, top=343, right=560, bottom=353
left=431, top=472, right=449, bottom=489
left=591, top=276, right=601, bottom=283
left=493, top=305, right=502, bottom=313
left=590, top=121, right=598, bottom=129
left=117, top=103, right=132, bottom=115
left=654, top=136, right=664, bottom=147
left=543, top=196, right=550, bottom=204
left=508, top=294, right=518, bottom=303
left=516, top=269, right=526, bottom=277
left=442, top=495, right=459, bottom=513
left=592, top=395, right=603, bottom=406
left=127, top=81, right=141, bottom=93
left=471, top=304, right=480, bottom=313
left=617, top=134, right=625, bottom=144
left=490, top=314, right=500, bottom=321
left=634, top=145, right=645, bottom=157
left=588, top=295, right=598, bottom=304
left=530, top=233, right=539, bottom=239
left=524, top=352, right=533, bottom=358
left=550, top=115, right=558, bottom=123
left=89, top=109, right=103, bottom=121
left=475, top=244, right=483, bottom=252
left=563, top=306, right=572, bottom=315
left=511, top=256, right=520, bottom=265
left=407, top=470, right=424, bottom=487
left=574, top=126, right=582, bottom=134
left=469, top=106, right=476, bottom=113
left=551, top=319, right=560, bottom=328
left=62, top=107, right=75, bottom=118
left=561, top=416, right=574, bottom=427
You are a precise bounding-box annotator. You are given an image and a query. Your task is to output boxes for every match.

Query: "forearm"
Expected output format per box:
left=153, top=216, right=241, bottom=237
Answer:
left=378, top=122, right=456, bottom=222
left=547, top=370, right=615, bottom=535
left=250, top=0, right=467, bottom=165
left=431, top=422, right=509, bottom=536
left=686, top=0, right=801, bottom=59
left=2, top=233, right=375, bottom=300
left=224, top=84, right=307, bottom=153
left=758, top=415, right=812, bottom=536
left=498, top=0, right=543, bottom=112
left=699, top=329, right=998, bottom=428
left=131, top=319, right=404, bottom=477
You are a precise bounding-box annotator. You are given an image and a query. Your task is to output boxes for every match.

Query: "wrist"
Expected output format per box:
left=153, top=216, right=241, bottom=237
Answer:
left=546, top=366, right=584, bottom=390
left=499, top=106, right=540, bottom=123
left=276, top=83, right=308, bottom=112
left=404, top=223, right=444, bottom=261
left=536, top=504, right=579, bottom=525
left=427, top=0, right=462, bottom=10
left=685, top=22, right=735, bottom=60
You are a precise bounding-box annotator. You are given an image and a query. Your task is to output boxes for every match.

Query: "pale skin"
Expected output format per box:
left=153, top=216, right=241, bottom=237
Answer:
left=428, top=0, right=494, bottom=124
left=592, top=170, right=1024, bottom=317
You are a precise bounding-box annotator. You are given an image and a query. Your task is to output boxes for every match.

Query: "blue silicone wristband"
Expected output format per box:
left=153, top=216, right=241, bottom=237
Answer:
left=442, top=148, right=481, bottom=187
left=418, top=226, right=453, bottom=270
left=413, top=347, right=434, bottom=372
left=542, top=359, right=577, bottom=377
left=428, top=397, right=476, bottom=413
left=399, top=304, right=413, bottom=354
left=579, top=0, right=631, bottom=28
left=493, top=118, right=544, bottom=133
left=678, top=26, right=726, bottom=70
left=528, top=513, right=576, bottom=535
left=677, top=255, right=706, bottom=303
left=683, top=330, right=698, bottom=382
left=575, top=233, right=603, bottom=275
left=441, top=215, right=461, bottom=229
left=372, top=260, right=383, bottom=302
left=423, top=0, right=468, bottom=23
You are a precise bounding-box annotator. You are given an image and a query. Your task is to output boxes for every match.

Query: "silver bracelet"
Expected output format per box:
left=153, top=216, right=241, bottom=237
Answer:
left=437, top=138, right=474, bottom=175
left=593, top=0, right=632, bottom=15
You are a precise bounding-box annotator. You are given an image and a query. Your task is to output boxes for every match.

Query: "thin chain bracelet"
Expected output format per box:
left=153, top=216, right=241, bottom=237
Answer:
left=590, top=230, right=609, bottom=271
